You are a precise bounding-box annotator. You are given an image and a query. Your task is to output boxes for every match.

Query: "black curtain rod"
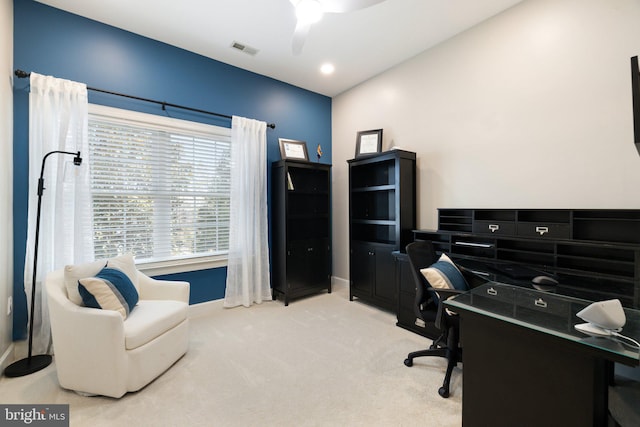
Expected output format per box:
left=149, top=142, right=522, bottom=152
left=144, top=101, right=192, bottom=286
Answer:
left=14, top=69, right=276, bottom=129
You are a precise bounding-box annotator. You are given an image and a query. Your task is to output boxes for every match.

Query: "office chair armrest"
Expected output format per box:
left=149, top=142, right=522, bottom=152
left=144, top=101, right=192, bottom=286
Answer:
left=427, top=287, right=465, bottom=300
left=427, top=287, right=465, bottom=329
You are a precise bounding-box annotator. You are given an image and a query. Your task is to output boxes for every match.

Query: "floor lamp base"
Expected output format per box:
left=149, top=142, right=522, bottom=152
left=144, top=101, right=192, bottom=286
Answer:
left=4, top=354, right=52, bottom=377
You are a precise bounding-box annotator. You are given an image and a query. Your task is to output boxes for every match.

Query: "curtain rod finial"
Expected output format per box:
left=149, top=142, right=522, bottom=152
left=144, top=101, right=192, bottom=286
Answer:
left=14, top=69, right=30, bottom=78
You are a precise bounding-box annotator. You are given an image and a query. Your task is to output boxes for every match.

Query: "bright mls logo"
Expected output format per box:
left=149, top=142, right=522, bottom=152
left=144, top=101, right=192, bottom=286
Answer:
left=0, top=405, right=68, bottom=426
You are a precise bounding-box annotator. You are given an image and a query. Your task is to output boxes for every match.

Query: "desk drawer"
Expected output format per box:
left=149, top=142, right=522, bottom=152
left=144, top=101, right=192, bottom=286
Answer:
left=515, top=290, right=570, bottom=317
left=473, top=221, right=516, bottom=236
left=514, top=290, right=572, bottom=332
left=470, top=284, right=516, bottom=317
left=517, top=222, right=570, bottom=239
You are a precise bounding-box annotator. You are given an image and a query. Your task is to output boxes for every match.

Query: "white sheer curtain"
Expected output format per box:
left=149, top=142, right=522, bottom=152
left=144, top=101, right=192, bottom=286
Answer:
left=26, top=73, right=93, bottom=354
left=224, top=116, right=271, bottom=308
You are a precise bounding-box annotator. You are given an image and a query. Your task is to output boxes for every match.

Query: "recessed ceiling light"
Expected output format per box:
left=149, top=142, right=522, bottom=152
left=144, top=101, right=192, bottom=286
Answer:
left=320, top=63, right=335, bottom=75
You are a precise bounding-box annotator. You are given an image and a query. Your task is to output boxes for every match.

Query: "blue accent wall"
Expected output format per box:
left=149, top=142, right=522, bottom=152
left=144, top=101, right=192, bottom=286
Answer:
left=12, top=0, right=331, bottom=338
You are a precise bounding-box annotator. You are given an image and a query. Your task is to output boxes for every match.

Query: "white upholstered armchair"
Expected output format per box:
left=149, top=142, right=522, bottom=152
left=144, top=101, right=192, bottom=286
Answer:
left=45, top=254, right=190, bottom=398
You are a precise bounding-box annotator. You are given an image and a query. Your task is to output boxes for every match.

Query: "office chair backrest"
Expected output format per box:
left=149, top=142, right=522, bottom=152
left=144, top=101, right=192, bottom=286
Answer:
left=406, top=241, right=439, bottom=309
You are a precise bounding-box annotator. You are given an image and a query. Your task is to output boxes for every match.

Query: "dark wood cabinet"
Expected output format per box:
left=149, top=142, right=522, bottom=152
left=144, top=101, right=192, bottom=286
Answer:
left=271, top=160, right=331, bottom=306
left=348, top=150, right=416, bottom=311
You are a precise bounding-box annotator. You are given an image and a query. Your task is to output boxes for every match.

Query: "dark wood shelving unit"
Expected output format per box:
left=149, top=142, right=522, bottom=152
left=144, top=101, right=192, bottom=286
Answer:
left=396, top=208, right=640, bottom=338
left=436, top=209, right=640, bottom=305
left=271, top=160, right=332, bottom=306
left=348, top=150, right=416, bottom=312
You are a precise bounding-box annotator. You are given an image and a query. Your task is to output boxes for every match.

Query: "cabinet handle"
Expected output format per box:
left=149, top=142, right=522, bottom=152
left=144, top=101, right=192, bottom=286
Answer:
left=534, top=298, right=547, bottom=308
left=536, top=226, right=549, bottom=236
left=489, top=224, right=500, bottom=233
left=307, top=247, right=314, bottom=252
left=487, top=287, right=498, bottom=296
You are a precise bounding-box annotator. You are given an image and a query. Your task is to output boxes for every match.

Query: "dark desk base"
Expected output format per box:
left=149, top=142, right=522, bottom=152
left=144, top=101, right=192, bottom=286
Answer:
left=460, top=310, right=608, bottom=427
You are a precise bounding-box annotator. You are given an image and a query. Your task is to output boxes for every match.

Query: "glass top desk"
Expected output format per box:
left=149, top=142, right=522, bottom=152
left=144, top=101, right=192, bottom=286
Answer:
left=444, top=282, right=640, bottom=427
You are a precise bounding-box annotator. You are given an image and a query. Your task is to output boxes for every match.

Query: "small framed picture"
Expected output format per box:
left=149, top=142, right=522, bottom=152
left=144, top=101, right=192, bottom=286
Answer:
left=355, top=129, right=383, bottom=158
left=279, top=138, right=309, bottom=161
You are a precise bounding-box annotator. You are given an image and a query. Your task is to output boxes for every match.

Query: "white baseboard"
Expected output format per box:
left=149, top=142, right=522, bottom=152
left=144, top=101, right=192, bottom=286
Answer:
left=189, top=298, right=224, bottom=318
left=188, top=280, right=350, bottom=317
left=0, top=343, right=15, bottom=372
left=332, top=276, right=349, bottom=288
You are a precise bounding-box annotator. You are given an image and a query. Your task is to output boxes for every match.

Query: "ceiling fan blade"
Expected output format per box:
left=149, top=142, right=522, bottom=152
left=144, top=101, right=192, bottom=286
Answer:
left=321, top=0, right=387, bottom=14
left=292, top=21, right=311, bottom=55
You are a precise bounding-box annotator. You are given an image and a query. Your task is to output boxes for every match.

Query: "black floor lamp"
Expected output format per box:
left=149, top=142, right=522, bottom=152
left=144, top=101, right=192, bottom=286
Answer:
left=4, top=150, right=82, bottom=377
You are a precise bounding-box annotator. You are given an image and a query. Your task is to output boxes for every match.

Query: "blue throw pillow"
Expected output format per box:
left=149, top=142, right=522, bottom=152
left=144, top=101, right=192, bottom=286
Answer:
left=420, top=258, right=469, bottom=303
left=78, top=266, right=139, bottom=319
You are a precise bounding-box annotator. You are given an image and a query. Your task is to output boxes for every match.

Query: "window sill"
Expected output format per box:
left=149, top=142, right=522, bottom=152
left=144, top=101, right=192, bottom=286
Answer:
left=136, top=255, right=227, bottom=277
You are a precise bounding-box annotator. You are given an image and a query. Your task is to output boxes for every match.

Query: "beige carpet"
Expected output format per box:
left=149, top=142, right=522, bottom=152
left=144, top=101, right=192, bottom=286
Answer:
left=0, top=282, right=462, bottom=426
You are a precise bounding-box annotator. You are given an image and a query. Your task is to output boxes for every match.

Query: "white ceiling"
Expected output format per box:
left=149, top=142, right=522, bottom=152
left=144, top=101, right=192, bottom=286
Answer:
left=35, top=0, right=524, bottom=97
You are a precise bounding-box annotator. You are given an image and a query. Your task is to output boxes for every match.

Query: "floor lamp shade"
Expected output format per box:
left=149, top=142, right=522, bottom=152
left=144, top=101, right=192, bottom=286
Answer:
left=4, top=150, right=83, bottom=378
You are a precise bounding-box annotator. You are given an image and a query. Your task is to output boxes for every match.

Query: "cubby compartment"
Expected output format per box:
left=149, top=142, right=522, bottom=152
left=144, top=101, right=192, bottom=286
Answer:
left=350, top=158, right=395, bottom=189
left=556, top=244, right=635, bottom=263
left=517, top=210, right=571, bottom=223
left=287, top=167, right=329, bottom=193
left=438, top=209, right=473, bottom=232
left=351, top=222, right=396, bottom=245
left=287, top=217, right=329, bottom=240
left=557, top=273, right=635, bottom=306
left=414, top=231, right=450, bottom=245
left=414, top=231, right=452, bottom=255
left=497, top=239, right=555, bottom=254
left=556, top=256, right=635, bottom=278
left=351, top=189, right=396, bottom=221
left=573, top=217, right=640, bottom=244
left=288, top=193, right=329, bottom=216
left=474, top=209, right=517, bottom=222
left=556, top=243, right=636, bottom=278
left=498, top=250, right=555, bottom=266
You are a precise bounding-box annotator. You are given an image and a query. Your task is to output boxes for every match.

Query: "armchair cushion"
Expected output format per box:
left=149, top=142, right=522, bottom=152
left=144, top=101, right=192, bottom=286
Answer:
left=78, top=266, right=139, bottom=319
left=124, top=300, right=188, bottom=350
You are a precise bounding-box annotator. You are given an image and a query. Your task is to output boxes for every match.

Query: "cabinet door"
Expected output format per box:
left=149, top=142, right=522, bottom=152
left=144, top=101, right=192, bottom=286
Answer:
left=305, top=238, right=330, bottom=288
left=287, top=240, right=311, bottom=292
left=374, top=246, right=396, bottom=302
left=288, top=239, right=330, bottom=291
left=350, top=242, right=374, bottom=296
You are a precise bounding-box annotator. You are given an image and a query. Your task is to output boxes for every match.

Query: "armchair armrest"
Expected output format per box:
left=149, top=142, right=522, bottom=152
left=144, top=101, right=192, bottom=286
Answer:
left=136, top=271, right=190, bottom=303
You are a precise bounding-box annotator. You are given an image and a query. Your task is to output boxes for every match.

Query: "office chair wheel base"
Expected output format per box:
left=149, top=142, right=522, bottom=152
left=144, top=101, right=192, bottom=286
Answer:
left=438, top=387, right=449, bottom=398
left=404, top=358, right=413, bottom=367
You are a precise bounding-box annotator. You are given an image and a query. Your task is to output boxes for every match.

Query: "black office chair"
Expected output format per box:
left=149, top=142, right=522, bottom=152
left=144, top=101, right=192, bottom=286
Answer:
left=403, top=240, right=466, bottom=398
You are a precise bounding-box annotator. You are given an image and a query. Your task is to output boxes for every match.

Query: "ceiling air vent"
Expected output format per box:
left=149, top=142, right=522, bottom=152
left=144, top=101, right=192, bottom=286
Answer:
left=231, top=41, right=259, bottom=56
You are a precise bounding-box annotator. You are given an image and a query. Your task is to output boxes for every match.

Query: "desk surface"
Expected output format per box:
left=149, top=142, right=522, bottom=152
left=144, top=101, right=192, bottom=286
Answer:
left=445, top=282, right=640, bottom=366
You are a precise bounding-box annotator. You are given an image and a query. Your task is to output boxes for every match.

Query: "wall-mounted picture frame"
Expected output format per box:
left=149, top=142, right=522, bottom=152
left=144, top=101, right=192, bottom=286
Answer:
left=279, top=138, right=309, bottom=161
left=355, top=129, right=383, bottom=158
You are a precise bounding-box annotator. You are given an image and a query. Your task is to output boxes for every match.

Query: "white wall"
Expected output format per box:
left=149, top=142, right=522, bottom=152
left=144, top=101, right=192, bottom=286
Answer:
left=0, top=0, right=13, bottom=368
left=332, top=0, right=640, bottom=281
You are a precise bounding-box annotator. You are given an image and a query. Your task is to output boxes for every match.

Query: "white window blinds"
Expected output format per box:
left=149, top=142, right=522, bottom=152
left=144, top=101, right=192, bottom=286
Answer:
left=88, top=104, right=231, bottom=265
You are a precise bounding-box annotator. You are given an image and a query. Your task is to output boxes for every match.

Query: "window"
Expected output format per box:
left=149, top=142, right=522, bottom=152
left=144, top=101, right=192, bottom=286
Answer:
left=88, top=104, right=231, bottom=274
